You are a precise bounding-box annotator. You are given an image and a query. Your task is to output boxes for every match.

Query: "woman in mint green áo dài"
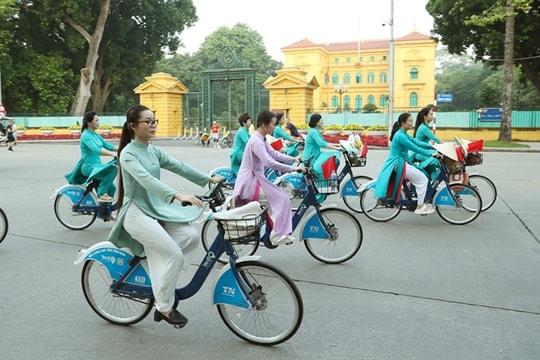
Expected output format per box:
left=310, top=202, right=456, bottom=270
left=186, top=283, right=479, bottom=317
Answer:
left=374, top=112, right=439, bottom=215
left=302, top=113, right=341, bottom=179
left=229, top=112, right=252, bottom=175
left=273, top=112, right=300, bottom=157
left=107, top=104, right=221, bottom=328
left=64, top=111, right=118, bottom=202
left=413, top=106, right=441, bottom=178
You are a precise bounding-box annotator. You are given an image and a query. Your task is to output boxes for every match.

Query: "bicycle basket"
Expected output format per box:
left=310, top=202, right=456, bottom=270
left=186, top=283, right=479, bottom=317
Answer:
left=443, top=157, right=464, bottom=174
left=465, top=152, right=483, bottom=166
left=314, top=175, right=340, bottom=194
left=213, top=202, right=267, bottom=244
left=344, top=151, right=367, bottom=167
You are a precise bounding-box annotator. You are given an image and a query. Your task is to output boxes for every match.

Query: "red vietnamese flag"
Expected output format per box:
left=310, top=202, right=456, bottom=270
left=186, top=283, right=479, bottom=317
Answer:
left=321, top=156, right=337, bottom=179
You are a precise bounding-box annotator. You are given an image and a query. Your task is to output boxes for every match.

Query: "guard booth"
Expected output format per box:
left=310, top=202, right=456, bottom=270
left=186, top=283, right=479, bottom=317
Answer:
left=133, top=72, right=188, bottom=137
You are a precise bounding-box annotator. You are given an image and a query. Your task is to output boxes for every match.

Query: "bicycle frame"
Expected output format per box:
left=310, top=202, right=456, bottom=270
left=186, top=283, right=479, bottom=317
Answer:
left=51, top=181, right=117, bottom=219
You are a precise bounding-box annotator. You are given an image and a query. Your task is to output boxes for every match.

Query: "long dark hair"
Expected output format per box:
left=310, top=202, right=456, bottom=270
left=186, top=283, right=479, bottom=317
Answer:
left=81, top=111, right=97, bottom=132
left=116, top=104, right=151, bottom=208
left=390, top=112, right=412, bottom=141
left=413, top=106, right=432, bottom=137
left=309, top=113, right=322, bottom=128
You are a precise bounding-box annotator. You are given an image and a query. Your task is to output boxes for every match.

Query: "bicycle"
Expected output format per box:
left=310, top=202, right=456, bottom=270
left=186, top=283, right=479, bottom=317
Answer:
left=210, top=166, right=283, bottom=190
left=202, top=156, right=364, bottom=264
left=0, top=206, right=8, bottom=244
left=274, top=144, right=372, bottom=213
left=359, top=155, right=483, bottom=225
left=75, top=181, right=303, bottom=346
left=219, top=129, right=235, bottom=149
left=462, top=151, right=497, bottom=212
left=51, top=159, right=118, bottom=230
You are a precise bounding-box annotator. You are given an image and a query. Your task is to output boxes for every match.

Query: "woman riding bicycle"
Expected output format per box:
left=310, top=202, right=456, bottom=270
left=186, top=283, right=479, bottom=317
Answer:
left=273, top=112, right=301, bottom=157
left=229, top=112, right=252, bottom=176
left=233, top=110, right=304, bottom=246
left=374, top=112, right=439, bottom=215
left=65, top=111, right=118, bottom=202
left=413, top=106, right=442, bottom=179
left=107, top=104, right=221, bottom=327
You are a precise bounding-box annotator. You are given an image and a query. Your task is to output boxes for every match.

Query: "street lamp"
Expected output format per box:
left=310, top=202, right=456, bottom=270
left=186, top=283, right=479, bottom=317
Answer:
left=334, top=82, right=348, bottom=113
left=384, top=0, right=395, bottom=142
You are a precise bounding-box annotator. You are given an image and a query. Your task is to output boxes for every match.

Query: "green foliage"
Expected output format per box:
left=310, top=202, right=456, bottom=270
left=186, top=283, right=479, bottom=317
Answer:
left=344, top=124, right=364, bottom=130
left=367, top=125, right=388, bottom=131
left=296, top=123, right=309, bottom=129
left=362, top=103, right=378, bottom=113
left=325, top=124, right=343, bottom=130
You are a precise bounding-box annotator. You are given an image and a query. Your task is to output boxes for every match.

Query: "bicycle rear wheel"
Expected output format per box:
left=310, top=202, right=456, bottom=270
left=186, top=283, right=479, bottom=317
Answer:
left=342, top=175, right=373, bottom=213
left=467, top=174, right=497, bottom=211
left=201, top=218, right=259, bottom=264
left=81, top=260, right=154, bottom=325
left=435, top=183, right=482, bottom=225
left=360, top=187, right=401, bottom=222
left=303, top=208, right=363, bottom=264
left=217, top=261, right=303, bottom=346
left=0, top=208, right=8, bottom=244
left=54, top=194, right=97, bottom=230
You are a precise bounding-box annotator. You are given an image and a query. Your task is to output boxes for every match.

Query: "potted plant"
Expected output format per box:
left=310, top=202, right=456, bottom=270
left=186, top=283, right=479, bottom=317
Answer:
left=68, top=124, right=81, bottom=135
left=39, top=126, right=55, bottom=135
left=367, top=125, right=388, bottom=137
left=99, top=124, right=113, bottom=135
left=324, top=124, right=343, bottom=136
left=343, top=124, right=364, bottom=135
left=296, top=123, right=309, bottom=134
left=16, top=125, right=26, bottom=136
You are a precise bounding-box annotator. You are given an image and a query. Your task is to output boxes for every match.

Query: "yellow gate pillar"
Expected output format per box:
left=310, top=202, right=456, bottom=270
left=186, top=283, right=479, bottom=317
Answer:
left=263, top=67, right=319, bottom=125
left=133, top=72, right=188, bottom=137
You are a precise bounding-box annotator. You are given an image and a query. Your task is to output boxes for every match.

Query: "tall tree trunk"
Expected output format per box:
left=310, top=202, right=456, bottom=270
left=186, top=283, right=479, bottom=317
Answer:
left=68, top=0, right=110, bottom=115
left=499, top=0, right=514, bottom=142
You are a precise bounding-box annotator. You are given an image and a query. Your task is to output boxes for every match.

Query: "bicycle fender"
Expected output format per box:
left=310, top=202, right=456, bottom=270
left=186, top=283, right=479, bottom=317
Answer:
left=359, top=178, right=377, bottom=192
left=341, top=178, right=359, bottom=196
left=300, top=208, right=338, bottom=240
left=210, top=167, right=235, bottom=182
left=50, top=184, right=98, bottom=206
left=74, top=241, right=152, bottom=287
left=212, top=256, right=261, bottom=308
left=434, top=186, right=473, bottom=206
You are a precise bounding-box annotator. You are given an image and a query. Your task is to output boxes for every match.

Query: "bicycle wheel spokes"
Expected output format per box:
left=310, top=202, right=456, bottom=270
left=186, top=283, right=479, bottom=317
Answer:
left=342, top=175, right=373, bottom=213
left=467, top=174, right=497, bottom=211
left=54, top=194, right=97, bottom=230
left=304, top=208, right=363, bottom=264
left=217, top=261, right=303, bottom=346
left=359, top=187, right=401, bottom=222
left=436, top=183, right=482, bottom=225
left=82, top=260, right=153, bottom=326
left=201, top=219, right=258, bottom=264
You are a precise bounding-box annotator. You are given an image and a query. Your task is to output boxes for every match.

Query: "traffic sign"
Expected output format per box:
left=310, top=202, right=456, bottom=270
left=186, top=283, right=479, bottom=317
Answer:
left=436, top=94, right=453, bottom=103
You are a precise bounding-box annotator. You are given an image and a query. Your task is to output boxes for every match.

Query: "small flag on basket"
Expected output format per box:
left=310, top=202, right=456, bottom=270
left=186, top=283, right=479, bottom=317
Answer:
left=321, top=156, right=337, bottom=179
left=270, top=138, right=284, bottom=151
left=360, top=138, right=368, bottom=157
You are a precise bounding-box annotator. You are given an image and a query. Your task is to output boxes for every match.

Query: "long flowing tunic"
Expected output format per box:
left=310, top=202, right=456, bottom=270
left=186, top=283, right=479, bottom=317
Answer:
left=302, top=127, right=340, bottom=179
left=229, top=126, right=250, bottom=175
left=374, top=129, right=436, bottom=201
left=414, top=123, right=441, bottom=162
left=107, top=140, right=210, bottom=256
left=233, top=132, right=296, bottom=236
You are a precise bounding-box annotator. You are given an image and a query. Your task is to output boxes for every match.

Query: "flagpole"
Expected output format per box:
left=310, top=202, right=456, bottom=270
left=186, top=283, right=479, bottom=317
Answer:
left=387, top=0, right=395, bottom=143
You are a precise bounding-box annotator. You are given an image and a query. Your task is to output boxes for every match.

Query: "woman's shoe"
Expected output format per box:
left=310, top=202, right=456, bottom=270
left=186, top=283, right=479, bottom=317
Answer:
left=154, top=309, right=188, bottom=327
left=98, top=194, right=114, bottom=202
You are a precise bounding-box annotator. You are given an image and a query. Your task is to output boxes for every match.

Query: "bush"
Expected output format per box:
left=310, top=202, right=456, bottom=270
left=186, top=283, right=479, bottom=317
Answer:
left=100, top=124, right=113, bottom=130
left=325, top=124, right=344, bottom=130
left=367, top=125, right=388, bottom=131
left=344, top=124, right=364, bottom=130
left=68, top=125, right=81, bottom=130
left=296, top=123, right=309, bottom=129
left=39, top=126, right=55, bottom=130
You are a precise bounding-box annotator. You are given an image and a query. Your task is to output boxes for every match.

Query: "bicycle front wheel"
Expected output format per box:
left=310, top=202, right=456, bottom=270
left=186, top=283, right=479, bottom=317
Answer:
left=467, top=174, right=497, bottom=211
left=217, top=261, right=303, bottom=346
left=54, top=194, right=97, bottom=230
left=342, top=175, right=373, bottom=213
left=81, top=260, right=154, bottom=326
left=0, top=208, right=8, bottom=244
left=304, top=208, right=363, bottom=264
left=360, top=186, right=401, bottom=222
left=201, top=219, right=259, bottom=265
left=435, top=183, right=482, bottom=225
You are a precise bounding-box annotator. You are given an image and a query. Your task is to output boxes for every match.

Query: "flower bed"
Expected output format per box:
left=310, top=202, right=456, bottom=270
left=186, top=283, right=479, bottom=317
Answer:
left=323, top=134, right=388, bottom=147
left=18, top=133, right=121, bottom=141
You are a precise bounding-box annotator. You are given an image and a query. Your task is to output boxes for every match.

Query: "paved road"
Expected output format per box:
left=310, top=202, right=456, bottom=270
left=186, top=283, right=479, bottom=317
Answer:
left=0, top=140, right=539, bottom=360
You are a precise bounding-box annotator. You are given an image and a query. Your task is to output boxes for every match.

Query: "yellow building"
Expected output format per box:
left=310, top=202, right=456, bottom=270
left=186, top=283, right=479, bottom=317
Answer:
left=269, top=31, right=436, bottom=121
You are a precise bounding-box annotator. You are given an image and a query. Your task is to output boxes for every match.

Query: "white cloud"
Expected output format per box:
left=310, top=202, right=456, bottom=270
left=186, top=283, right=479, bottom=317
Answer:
left=180, top=0, right=434, bottom=61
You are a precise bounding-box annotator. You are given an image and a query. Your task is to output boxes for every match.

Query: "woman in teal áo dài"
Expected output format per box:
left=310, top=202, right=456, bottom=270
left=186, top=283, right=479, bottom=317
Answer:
left=374, top=112, right=440, bottom=215
left=273, top=112, right=300, bottom=157
left=229, top=112, right=252, bottom=176
left=64, top=111, right=118, bottom=202
left=413, top=106, right=442, bottom=178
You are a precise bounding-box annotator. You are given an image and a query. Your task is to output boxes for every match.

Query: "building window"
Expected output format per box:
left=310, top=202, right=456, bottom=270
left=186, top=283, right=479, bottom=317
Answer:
left=380, top=72, right=387, bottom=83
left=343, top=73, right=351, bottom=84
left=358, top=56, right=363, bottom=62
left=382, top=55, right=387, bottom=61
left=332, top=95, right=339, bottom=109
left=380, top=95, right=388, bottom=108
left=344, top=95, right=351, bottom=110
left=334, top=58, right=340, bottom=64
left=367, top=72, right=375, bottom=83
left=410, top=92, right=418, bottom=107
left=370, top=56, right=375, bottom=62
left=346, top=57, right=351, bottom=63
left=355, top=73, right=362, bottom=84
left=355, top=95, right=363, bottom=111
left=368, top=95, right=375, bottom=104
left=410, top=67, right=419, bottom=80
left=332, top=74, right=339, bottom=84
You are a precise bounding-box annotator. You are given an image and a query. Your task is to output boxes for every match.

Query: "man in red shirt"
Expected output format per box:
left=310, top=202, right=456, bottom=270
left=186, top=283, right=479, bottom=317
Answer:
left=210, top=121, right=220, bottom=148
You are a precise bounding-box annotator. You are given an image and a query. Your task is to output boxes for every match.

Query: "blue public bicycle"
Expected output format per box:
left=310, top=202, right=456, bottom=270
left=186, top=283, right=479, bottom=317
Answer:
left=75, top=181, right=303, bottom=346
left=52, top=159, right=118, bottom=230
left=202, top=156, right=364, bottom=264
left=0, top=206, right=8, bottom=244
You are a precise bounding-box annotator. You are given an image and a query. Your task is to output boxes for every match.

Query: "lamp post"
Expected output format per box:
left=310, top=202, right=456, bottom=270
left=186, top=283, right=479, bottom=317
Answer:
left=334, top=82, right=348, bottom=125
left=386, top=0, right=395, bottom=142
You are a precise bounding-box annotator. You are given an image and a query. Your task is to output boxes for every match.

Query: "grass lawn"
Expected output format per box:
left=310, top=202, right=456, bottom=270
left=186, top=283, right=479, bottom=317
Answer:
left=483, top=140, right=530, bottom=148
